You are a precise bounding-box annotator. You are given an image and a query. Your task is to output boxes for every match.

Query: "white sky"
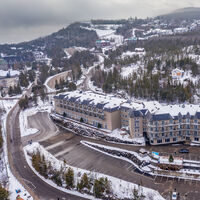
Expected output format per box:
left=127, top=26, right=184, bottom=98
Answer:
left=0, top=0, right=200, bottom=44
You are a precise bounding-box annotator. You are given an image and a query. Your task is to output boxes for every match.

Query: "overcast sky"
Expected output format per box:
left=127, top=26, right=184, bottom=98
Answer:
left=0, top=0, right=200, bottom=44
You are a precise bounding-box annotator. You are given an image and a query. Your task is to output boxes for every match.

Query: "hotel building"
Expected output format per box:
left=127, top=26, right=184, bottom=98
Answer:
left=54, top=91, right=200, bottom=145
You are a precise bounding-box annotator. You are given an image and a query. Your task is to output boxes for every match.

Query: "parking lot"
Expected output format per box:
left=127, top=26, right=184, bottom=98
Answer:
left=28, top=112, right=200, bottom=200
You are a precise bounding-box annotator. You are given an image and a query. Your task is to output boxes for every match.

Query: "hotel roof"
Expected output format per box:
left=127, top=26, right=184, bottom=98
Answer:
left=54, top=91, right=125, bottom=111
left=54, top=91, right=200, bottom=118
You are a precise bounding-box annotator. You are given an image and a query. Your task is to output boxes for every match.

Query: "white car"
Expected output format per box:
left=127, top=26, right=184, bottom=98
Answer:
left=172, top=192, right=177, bottom=200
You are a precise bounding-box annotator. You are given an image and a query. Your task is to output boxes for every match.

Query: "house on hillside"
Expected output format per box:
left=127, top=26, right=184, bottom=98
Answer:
left=171, top=68, right=184, bottom=79
left=95, top=40, right=110, bottom=48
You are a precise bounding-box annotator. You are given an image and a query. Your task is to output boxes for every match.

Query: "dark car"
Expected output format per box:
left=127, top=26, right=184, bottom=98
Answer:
left=179, top=149, right=189, bottom=153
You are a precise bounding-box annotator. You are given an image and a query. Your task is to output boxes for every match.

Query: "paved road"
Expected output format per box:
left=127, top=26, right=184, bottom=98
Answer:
left=29, top=113, right=200, bottom=200
left=7, top=105, right=88, bottom=199
left=22, top=112, right=58, bottom=146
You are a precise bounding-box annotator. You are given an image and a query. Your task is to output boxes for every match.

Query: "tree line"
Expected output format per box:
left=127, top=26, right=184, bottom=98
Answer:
left=91, top=67, right=196, bottom=103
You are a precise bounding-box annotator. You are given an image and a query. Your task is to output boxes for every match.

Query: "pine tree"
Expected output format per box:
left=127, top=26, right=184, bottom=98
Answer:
left=77, top=173, right=90, bottom=192
left=65, top=168, right=74, bottom=188
left=0, top=185, right=9, bottom=199
left=8, top=86, right=13, bottom=96
left=0, top=125, right=3, bottom=149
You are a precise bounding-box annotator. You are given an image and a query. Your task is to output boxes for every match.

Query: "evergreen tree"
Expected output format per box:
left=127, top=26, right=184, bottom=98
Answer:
left=0, top=125, right=3, bottom=149
left=65, top=168, right=74, bottom=188
left=0, top=185, right=9, bottom=200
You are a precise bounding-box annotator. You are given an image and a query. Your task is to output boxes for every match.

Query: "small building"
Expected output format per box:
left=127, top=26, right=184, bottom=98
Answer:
left=172, top=68, right=184, bottom=79
left=174, top=27, right=188, bottom=34
left=95, top=40, right=110, bottom=48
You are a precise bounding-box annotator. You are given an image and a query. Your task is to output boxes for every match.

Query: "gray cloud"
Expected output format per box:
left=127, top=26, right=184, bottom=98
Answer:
left=0, top=0, right=200, bottom=44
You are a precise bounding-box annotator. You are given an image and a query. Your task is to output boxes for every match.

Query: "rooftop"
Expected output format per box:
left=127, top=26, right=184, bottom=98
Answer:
left=54, top=91, right=200, bottom=118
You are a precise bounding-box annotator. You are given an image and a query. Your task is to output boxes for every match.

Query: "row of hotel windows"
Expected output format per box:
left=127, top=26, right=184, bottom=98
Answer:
left=149, top=125, right=198, bottom=132
left=149, top=119, right=200, bottom=126
left=59, top=104, right=105, bottom=120
left=151, top=137, right=200, bottom=144
left=58, top=101, right=103, bottom=113
left=149, top=130, right=200, bottom=138
left=64, top=112, right=106, bottom=129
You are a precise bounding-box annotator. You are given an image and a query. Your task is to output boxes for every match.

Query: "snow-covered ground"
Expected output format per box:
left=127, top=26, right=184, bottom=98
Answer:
left=24, top=142, right=164, bottom=200
left=121, top=50, right=146, bottom=59
left=82, top=25, right=124, bottom=46
left=121, top=64, right=140, bottom=78
left=19, top=98, right=53, bottom=137
left=0, top=99, right=33, bottom=200
left=0, top=69, right=20, bottom=78
left=109, top=129, right=145, bottom=145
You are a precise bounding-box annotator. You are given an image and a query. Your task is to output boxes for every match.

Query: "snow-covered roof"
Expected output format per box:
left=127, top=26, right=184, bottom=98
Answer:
left=55, top=91, right=200, bottom=118
left=55, top=91, right=126, bottom=111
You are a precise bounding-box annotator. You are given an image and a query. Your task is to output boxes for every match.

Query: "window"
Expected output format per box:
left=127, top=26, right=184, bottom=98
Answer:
left=195, top=137, right=199, bottom=141
left=173, top=138, right=177, bottom=142
left=157, top=139, right=162, bottom=144
left=165, top=138, right=170, bottom=143
left=186, top=137, right=190, bottom=141
left=194, top=131, right=198, bottom=136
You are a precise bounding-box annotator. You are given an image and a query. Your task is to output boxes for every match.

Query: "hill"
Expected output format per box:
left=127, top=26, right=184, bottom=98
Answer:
left=0, top=22, right=98, bottom=55
left=158, top=7, right=200, bottom=21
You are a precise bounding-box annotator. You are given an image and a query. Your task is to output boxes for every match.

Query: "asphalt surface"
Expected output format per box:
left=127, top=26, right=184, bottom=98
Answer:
left=22, top=112, right=58, bottom=146
left=7, top=105, right=88, bottom=200
left=30, top=113, right=200, bottom=200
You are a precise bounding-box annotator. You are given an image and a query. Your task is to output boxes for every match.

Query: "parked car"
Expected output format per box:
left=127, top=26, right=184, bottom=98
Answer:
left=179, top=149, right=189, bottom=153
left=172, top=191, right=177, bottom=200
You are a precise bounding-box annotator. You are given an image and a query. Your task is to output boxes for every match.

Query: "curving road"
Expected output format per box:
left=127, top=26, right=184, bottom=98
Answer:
left=6, top=103, right=88, bottom=199
left=21, top=112, right=58, bottom=146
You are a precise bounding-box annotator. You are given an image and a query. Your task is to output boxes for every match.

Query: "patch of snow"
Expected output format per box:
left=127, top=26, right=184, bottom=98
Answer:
left=0, top=70, right=20, bottom=78
left=110, top=129, right=145, bottom=145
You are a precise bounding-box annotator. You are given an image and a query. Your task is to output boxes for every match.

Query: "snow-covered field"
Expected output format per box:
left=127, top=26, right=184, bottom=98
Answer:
left=0, top=99, right=33, bottom=200
left=0, top=69, right=20, bottom=78
left=24, top=142, right=164, bottom=200
left=82, top=25, right=124, bottom=46
left=121, top=64, right=140, bottom=78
